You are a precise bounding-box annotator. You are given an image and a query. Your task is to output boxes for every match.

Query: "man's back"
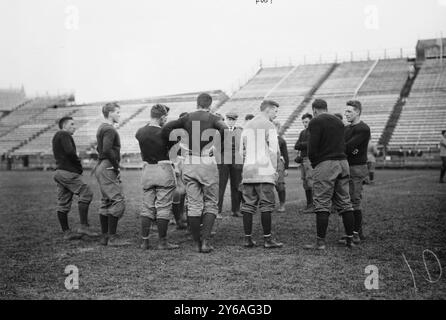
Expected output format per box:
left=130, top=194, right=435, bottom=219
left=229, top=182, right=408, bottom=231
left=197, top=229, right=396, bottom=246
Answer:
left=135, top=125, right=169, bottom=163
left=162, top=110, right=227, bottom=156
left=308, top=113, right=346, bottom=168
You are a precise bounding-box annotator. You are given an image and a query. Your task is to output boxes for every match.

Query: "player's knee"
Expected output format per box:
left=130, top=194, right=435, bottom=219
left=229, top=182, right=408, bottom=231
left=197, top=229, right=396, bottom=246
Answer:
left=79, top=185, right=93, bottom=204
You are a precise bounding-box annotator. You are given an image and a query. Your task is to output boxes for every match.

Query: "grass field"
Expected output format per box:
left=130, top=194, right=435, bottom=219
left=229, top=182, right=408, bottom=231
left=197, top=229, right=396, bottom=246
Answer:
left=0, top=169, right=445, bottom=300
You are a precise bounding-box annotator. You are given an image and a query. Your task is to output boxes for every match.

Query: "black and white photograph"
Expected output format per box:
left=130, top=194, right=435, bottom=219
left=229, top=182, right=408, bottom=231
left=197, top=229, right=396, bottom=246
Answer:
left=0, top=0, right=445, bottom=305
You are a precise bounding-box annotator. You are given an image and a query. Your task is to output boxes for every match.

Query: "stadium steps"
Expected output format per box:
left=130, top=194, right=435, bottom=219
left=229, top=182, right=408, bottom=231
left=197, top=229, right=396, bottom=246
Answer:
left=0, top=100, right=35, bottom=138
left=353, top=59, right=379, bottom=96
left=379, top=65, right=420, bottom=147
left=279, top=63, right=338, bottom=135
left=10, top=108, right=79, bottom=154
left=117, top=104, right=150, bottom=130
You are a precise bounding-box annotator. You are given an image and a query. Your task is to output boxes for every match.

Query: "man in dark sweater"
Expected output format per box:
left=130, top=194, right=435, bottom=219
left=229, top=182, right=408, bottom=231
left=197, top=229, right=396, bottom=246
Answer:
left=304, top=99, right=355, bottom=250
left=94, top=102, right=127, bottom=246
left=294, top=113, right=314, bottom=213
left=218, top=111, right=243, bottom=218
left=161, top=93, right=228, bottom=253
left=136, top=104, right=179, bottom=250
left=52, top=117, right=97, bottom=240
left=273, top=121, right=289, bottom=213
left=343, top=100, right=371, bottom=244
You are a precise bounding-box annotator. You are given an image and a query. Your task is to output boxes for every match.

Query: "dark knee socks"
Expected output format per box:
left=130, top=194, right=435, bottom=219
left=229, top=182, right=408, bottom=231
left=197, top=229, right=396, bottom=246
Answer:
left=157, top=218, right=169, bottom=239
left=278, top=190, right=286, bottom=204
left=261, top=211, right=272, bottom=236
left=316, top=211, right=329, bottom=238
left=341, top=210, right=355, bottom=236
left=188, top=216, right=201, bottom=243
left=99, top=214, right=108, bottom=234
left=108, top=215, right=119, bottom=235
left=353, top=210, right=362, bottom=233
left=243, top=212, right=253, bottom=235
left=140, top=216, right=152, bottom=238
left=369, top=172, right=374, bottom=182
left=57, top=211, right=69, bottom=232
left=201, top=213, right=216, bottom=240
left=305, top=189, right=313, bottom=206
left=78, top=202, right=89, bottom=226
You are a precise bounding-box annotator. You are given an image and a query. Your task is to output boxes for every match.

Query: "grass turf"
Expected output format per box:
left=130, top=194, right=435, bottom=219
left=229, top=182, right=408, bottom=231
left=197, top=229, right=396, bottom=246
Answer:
left=0, top=169, right=445, bottom=299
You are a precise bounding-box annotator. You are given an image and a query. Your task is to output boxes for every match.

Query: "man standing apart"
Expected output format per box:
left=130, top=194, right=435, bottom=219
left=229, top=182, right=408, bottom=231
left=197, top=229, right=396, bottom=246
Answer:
left=52, top=117, right=97, bottom=240
left=95, top=102, right=127, bottom=246
left=304, top=99, right=355, bottom=250
left=162, top=93, right=227, bottom=253
left=218, top=112, right=243, bottom=218
left=366, top=140, right=379, bottom=184
left=294, top=113, right=314, bottom=213
left=240, top=100, right=283, bottom=249
left=136, top=104, right=179, bottom=250
left=343, top=100, right=371, bottom=243
left=440, top=130, right=446, bottom=183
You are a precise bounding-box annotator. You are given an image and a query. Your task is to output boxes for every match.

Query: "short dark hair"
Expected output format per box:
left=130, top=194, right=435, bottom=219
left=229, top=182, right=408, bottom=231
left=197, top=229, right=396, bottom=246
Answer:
left=312, top=99, right=327, bottom=111
left=179, top=112, right=188, bottom=118
left=102, top=102, right=120, bottom=118
left=216, top=113, right=225, bottom=121
left=442, top=130, right=446, bottom=135
left=245, top=114, right=254, bottom=121
left=197, top=93, right=212, bottom=109
left=334, top=113, right=343, bottom=121
left=260, top=100, right=279, bottom=111
left=151, top=104, right=168, bottom=119
left=58, top=116, right=73, bottom=129
left=346, top=100, right=362, bottom=115
left=301, top=113, right=313, bottom=121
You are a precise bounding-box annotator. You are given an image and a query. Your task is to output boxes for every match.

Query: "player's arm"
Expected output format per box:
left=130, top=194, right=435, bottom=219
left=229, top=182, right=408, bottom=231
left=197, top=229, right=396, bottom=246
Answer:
left=294, top=130, right=308, bottom=151
left=61, top=134, right=80, bottom=163
left=280, top=137, right=289, bottom=169
left=161, top=117, right=186, bottom=147
left=345, top=126, right=371, bottom=155
left=102, top=128, right=119, bottom=170
left=308, top=120, right=321, bottom=167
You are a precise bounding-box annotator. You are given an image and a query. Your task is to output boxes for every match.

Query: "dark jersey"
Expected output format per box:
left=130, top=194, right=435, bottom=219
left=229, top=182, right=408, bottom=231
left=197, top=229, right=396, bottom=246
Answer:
left=344, top=121, right=371, bottom=165
left=308, top=113, right=346, bottom=168
left=96, top=123, right=121, bottom=170
left=52, top=130, right=82, bottom=174
left=135, top=124, right=169, bottom=164
left=161, top=110, right=228, bottom=156
left=278, top=135, right=289, bottom=169
left=294, top=128, right=310, bottom=158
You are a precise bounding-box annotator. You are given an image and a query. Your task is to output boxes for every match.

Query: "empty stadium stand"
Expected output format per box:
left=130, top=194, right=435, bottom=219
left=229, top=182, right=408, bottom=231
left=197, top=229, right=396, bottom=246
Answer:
left=119, top=91, right=227, bottom=154
left=388, top=59, right=446, bottom=150
left=8, top=91, right=228, bottom=157
left=282, top=59, right=410, bottom=162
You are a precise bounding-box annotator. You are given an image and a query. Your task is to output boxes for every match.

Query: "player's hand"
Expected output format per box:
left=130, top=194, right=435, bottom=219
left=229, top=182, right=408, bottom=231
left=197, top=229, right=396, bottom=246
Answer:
left=284, top=170, right=288, bottom=177
left=352, top=149, right=359, bottom=155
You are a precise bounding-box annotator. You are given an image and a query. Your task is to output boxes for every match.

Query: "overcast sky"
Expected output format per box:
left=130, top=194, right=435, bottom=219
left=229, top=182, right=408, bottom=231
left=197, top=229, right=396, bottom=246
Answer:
left=1, top=0, right=445, bottom=103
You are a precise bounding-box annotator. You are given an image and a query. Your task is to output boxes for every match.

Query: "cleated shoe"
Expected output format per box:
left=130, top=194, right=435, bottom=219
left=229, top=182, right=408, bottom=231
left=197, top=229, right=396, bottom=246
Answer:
left=77, top=225, right=99, bottom=237
left=99, top=234, right=108, bottom=246
left=140, top=238, right=149, bottom=250
left=243, top=236, right=257, bottom=248
left=264, top=236, right=283, bottom=249
left=303, top=238, right=326, bottom=250
left=157, top=238, right=179, bottom=250
left=301, top=204, right=315, bottom=214
left=200, top=239, right=214, bottom=253
left=63, top=230, right=83, bottom=241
